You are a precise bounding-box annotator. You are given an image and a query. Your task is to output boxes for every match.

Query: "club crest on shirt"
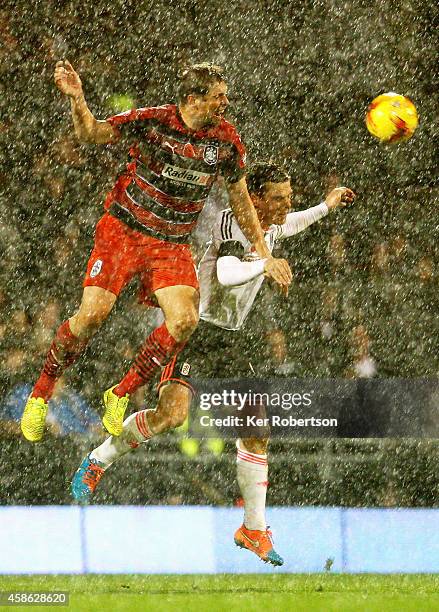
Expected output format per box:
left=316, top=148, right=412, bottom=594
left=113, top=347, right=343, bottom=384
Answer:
left=90, top=259, right=103, bottom=278
left=203, top=145, right=219, bottom=165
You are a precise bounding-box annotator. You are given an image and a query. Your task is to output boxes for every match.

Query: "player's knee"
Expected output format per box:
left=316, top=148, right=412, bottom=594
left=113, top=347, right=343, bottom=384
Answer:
left=156, top=383, right=191, bottom=433
left=165, top=398, right=189, bottom=430
left=241, top=437, right=269, bottom=454
left=156, top=408, right=187, bottom=432
left=73, top=303, right=112, bottom=335
left=84, top=306, right=111, bottom=329
left=167, top=309, right=199, bottom=342
left=168, top=409, right=188, bottom=430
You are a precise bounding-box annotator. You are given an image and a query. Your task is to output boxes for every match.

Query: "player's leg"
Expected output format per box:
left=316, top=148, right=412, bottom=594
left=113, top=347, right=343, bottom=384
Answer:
left=72, top=382, right=191, bottom=502
left=144, top=380, right=191, bottom=434
left=103, top=285, right=199, bottom=436
left=115, top=284, right=199, bottom=393
left=38, top=286, right=116, bottom=395
left=72, top=340, right=195, bottom=502
left=21, top=213, right=132, bottom=442
left=98, top=382, right=191, bottom=464
left=21, top=286, right=116, bottom=442
left=234, top=406, right=283, bottom=565
left=237, top=436, right=270, bottom=531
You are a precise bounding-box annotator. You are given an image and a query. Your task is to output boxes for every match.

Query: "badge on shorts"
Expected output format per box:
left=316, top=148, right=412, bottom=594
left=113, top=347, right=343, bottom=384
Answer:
left=204, top=145, right=218, bottom=165
left=180, top=362, right=191, bottom=376
left=90, top=259, right=103, bottom=278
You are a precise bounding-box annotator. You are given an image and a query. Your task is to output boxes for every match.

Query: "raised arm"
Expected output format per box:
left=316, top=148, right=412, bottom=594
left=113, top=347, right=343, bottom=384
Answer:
left=226, top=177, right=292, bottom=291
left=277, top=187, right=356, bottom=240
left=226, top=177, right=270, bottom=257
left=278, top=203, right=329, bottom=239
left=54, top=60, right=116, bottom=145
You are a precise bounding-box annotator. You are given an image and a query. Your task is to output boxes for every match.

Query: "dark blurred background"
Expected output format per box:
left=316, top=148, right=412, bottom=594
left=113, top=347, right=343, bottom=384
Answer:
left=0, top=0, right=437, bottom=506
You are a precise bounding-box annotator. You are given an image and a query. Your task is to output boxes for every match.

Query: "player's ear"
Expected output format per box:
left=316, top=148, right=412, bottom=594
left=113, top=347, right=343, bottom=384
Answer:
left=181, top=94, right=194, bottom=108
left=250, top=192, right=263, bottom=211
left=253, top=193, right=269, bottom=221
left=186, top=93, right=203, bottom=108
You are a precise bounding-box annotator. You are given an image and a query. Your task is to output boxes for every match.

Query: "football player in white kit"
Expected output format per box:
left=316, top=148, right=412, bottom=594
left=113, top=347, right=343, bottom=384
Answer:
left=72, top=162, right=355, bottom=566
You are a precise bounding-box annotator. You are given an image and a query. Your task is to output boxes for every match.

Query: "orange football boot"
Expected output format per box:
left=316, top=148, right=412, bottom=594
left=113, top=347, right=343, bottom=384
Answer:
left=234, top=524, right=284, bottom=566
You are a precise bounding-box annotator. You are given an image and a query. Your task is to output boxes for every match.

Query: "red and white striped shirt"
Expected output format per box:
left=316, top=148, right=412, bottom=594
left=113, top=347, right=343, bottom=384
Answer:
left=105, top=104, right=246, bottom=243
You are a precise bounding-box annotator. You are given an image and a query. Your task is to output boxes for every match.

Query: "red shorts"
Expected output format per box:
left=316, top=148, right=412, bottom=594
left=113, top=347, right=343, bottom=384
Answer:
left=84, top=213, right=198, bottom=305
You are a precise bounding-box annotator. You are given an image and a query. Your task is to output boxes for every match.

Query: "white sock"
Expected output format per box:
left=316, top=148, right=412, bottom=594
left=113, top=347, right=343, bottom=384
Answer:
left=90, top=410, right=154, bottom=469
left=236, top=440, right=268, bottom=531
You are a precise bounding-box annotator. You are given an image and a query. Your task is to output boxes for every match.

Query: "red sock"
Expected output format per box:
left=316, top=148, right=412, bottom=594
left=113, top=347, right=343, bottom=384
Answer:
left=114, top=323, right=185, bottom=397
left=32, top=320, right=89, bottom=401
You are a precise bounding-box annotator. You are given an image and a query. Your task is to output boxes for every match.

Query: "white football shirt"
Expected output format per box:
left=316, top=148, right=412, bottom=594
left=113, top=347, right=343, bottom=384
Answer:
left=199, top=203, right=328, bottom=330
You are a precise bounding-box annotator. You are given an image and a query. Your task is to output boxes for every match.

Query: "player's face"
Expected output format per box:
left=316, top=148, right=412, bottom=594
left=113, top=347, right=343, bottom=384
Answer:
left=192, top=81, right=229, bottom=126
left=261, top=181, right=292, bottom=225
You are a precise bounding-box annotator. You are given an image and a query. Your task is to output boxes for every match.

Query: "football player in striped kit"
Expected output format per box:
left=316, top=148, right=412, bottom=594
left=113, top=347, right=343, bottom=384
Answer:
left=72, top=162, right=355, bottom=566
left=20, top=62, right=292, bottom=443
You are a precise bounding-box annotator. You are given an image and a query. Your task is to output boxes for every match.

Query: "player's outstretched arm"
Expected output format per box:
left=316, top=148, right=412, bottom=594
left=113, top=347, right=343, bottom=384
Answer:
left=54, top=60, right=116, bottom=145
left=278, top=187, right=356, bottom=240
left=226, top=177, right=292, bottom=292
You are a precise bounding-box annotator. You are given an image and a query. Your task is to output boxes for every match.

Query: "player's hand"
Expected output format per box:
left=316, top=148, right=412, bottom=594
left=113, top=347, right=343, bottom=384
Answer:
left=54, top=60, right=83, bottom=98
left=325, top=187, right=356, bottom=210
left=264, top=257, right=292, bottom=295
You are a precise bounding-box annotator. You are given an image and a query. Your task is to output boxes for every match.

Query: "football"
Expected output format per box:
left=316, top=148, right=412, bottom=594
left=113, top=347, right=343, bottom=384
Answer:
left=366, top=92, right=418, bottom=143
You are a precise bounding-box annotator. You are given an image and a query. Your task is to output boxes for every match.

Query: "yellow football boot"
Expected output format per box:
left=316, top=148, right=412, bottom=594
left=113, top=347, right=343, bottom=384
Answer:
left=102, top=386, right=129, bottom=436
left=20, top=396, right=48, bottom=442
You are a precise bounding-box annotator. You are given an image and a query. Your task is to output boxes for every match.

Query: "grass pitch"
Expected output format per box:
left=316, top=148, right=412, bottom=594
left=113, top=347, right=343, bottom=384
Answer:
left=0, top=574, right=438, bottom=612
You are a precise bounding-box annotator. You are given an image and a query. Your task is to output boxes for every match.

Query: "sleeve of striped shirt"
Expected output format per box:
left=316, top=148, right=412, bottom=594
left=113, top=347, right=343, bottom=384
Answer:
left=273, top=203, right=328, bottom=241
left=106, top=107, right=153, bottom=141
left=220, top=130, right=247, bottom=184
